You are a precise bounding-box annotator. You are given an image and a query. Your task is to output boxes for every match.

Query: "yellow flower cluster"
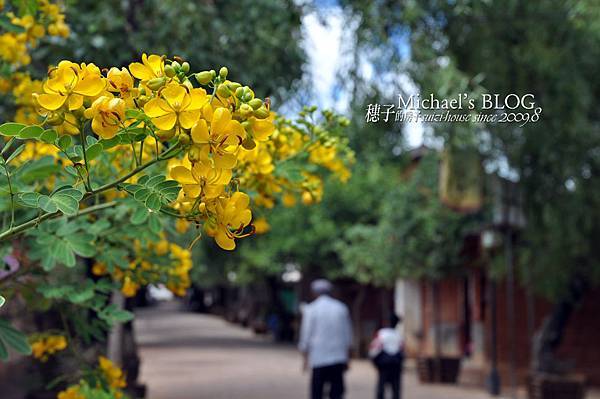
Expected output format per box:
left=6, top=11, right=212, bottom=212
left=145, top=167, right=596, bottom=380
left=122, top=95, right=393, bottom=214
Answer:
left=0, top=0, right=70, bottom=147
left=30, top=55, right=274, bottom=250
left=30, top=334, right=67, bottom=362
left=29, top=54, right=352, bottom=250
left=56, top=356, right=127, bottom=399
left=92, top=237, right=192, bottom=297
left=57, top=385, right=84, bottom=399
left=0, top=1, right=68, bottom=66
left=99, top=356, right=127, bottom=392
left=236, top=112, right=353, bottom=209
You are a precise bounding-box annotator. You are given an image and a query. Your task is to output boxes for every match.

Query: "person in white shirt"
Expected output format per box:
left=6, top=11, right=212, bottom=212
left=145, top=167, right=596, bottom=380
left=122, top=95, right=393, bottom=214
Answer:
left=368, top=314, right=404, bottom=399
left=299, top=279, right=353, bottom=399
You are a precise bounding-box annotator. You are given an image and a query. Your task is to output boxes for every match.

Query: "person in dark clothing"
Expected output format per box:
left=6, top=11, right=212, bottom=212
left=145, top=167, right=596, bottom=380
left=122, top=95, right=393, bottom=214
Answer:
left=369, top=314, right=404, bottom=399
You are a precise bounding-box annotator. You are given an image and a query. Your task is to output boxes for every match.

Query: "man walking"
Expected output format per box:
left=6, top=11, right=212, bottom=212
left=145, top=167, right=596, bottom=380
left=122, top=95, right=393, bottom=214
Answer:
left=299, top=279, right=352, bottom=399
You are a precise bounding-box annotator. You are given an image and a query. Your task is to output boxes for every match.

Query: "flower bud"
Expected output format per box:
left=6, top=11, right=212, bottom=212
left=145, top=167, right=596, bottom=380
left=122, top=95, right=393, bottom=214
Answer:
left=253, top=106, right=270, bottom=119
left=181, top=62, right=190, bottom=73
left=164, top=65, right=176, bottom=78
left=239, top=103, right=253, bottom=118
left=195, top=71, right=213, bottom=85
left=47, top=113, right=64, bottom=126
left=171, top=61, right=181, bottom=70
left=179, top=132, right=191, bottom=146
left=242, top=137, right=256, bottom=150
left=248, top=98, right=263, bottom=110
left=226, top=82, right=241, bottom=92
left=219, top=66, right=228, bottom=79
left=242, top=86, right=255, bottom=102
left=188, top=145, right=202, bottom=162
left=147, top=77, right=167, bottom=91
left=216, top=84, right=232, bottom=98
left=235, top=87, right=245, bottom=99
left=136, top=95, right=150, bottom=107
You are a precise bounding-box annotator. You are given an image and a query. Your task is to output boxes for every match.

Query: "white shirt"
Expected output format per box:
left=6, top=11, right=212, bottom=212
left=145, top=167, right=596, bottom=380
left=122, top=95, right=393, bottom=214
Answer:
left=298, top=295, right=353, bottom=368
left=368, top=327, right=403, bottom=358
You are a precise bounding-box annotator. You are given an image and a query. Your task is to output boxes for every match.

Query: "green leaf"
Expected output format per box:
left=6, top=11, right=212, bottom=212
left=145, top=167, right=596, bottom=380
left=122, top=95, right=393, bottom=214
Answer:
left=53, top=239, right=76, bottom=267
left=0, top=318, right=32, bottom=356
left=40, top=129, right=58, bottom=144
left=18, top=125, right=44, bottom=139
left=5, top=143, right=25, bottom=164
left=57, top=135, right=72, bottom=150
left=51, top=188, right=84, bottom=216
left=145, top=193, right=162, bottom=211
left=66, top=234, right=96, bottom=257
left=0, top=339, right=7, bottom=361
left=0, top=123, right=26, bottom=136
left=17, top=192, right=41, bottom=208
left=130, top=206, right=149, bottom=225
left=0, top=296, right=5, bottom=308
left=148, top=213, right=162, bottom=234
left=99, top=136, right=121, bottom=149
left=133, top=188, right=151, bottom=202
left=85, top=143, right=103, bottom=160
left=38, top=195, right=58, bottom=213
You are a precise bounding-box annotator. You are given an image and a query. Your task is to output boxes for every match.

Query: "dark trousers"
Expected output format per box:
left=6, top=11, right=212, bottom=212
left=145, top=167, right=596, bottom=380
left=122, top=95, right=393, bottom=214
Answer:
left=376, top=365, right=402, bottom=399
left=311, top=363, right=346, bottom=399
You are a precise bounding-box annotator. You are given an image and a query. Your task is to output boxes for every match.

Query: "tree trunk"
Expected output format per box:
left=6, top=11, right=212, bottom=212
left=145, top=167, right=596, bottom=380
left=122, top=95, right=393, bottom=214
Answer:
left=352, top=285, right=367, bottom=356
left=531, top=275, right=588, bottom=374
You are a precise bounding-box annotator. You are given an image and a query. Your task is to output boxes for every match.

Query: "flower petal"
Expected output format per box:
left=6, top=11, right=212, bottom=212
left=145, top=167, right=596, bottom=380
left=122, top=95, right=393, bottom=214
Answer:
left=215, top=227, right=235, bottom=250
left=68, top=94, right=83, bottom=111
left=191, top=119, right=210, bottom=143
left=214, top=153, right=237, bottom=169
left=212, top=107, right=231, bottom=136
left=179, top=110, right=200, bottom=130
left=144, top=98, right=171, bottom=117
left=129, top=63, right=153, bottom=80
left=170, top=166, right=196, bottom=184
left=74, top=77, right=105, bottom=96
left=37, top=93, right=67, bottom=111
left=152, top=113, right=177, bottom=130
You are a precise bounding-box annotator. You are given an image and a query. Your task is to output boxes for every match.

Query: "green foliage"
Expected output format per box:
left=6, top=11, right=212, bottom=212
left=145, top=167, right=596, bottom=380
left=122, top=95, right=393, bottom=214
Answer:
left=0, top=317, right=31, bottom=361
left=123, top=174, right=180, bottom=212
left=28, top=219, right=97, bottom=270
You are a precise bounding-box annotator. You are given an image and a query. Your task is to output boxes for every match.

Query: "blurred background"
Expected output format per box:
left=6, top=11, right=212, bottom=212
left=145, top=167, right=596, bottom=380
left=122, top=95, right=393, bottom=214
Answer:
left=2, top=1, right=600, bottom=399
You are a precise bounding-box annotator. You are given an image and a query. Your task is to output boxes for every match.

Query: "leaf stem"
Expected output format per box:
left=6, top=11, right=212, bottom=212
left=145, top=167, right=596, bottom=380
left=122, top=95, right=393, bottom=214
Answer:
left=79, top=129, right=92, bottom=190
left=0, top=201, right=117, bottom=242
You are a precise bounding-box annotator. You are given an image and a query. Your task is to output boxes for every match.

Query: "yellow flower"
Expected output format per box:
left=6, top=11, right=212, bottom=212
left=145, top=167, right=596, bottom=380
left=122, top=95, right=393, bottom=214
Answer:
left=99, top=356, right=127, bottom=389
left=107, top=67, right=135, bottom=98
left=84, top=96, right=125, bottom=139
left=282, top=193, right=296, bottom=207
left=57, top=386, right=85, bottom=399
left=253, top=217, right=270, bottom=234
left=36, top=61, right=105, bottom=111
left=92, top=262, right=107, bottom=276
left=251, top=114, right=275, bottom=141
left=121, top=276, right=139, bottom=298
left=30, top=334, right=68, bottom=362
left=175, top=218, right=190, bottom=233
left=170, top=161, right=232, bottom=200
left=129, top=53, right=164, bottom=82
left=154, top=240, right=169, bottom=256
left=206, top=192, right=252, bottom=250
left=190, top=107, right=245, bottom=169
left=144, top=83, right=208, bottom=131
